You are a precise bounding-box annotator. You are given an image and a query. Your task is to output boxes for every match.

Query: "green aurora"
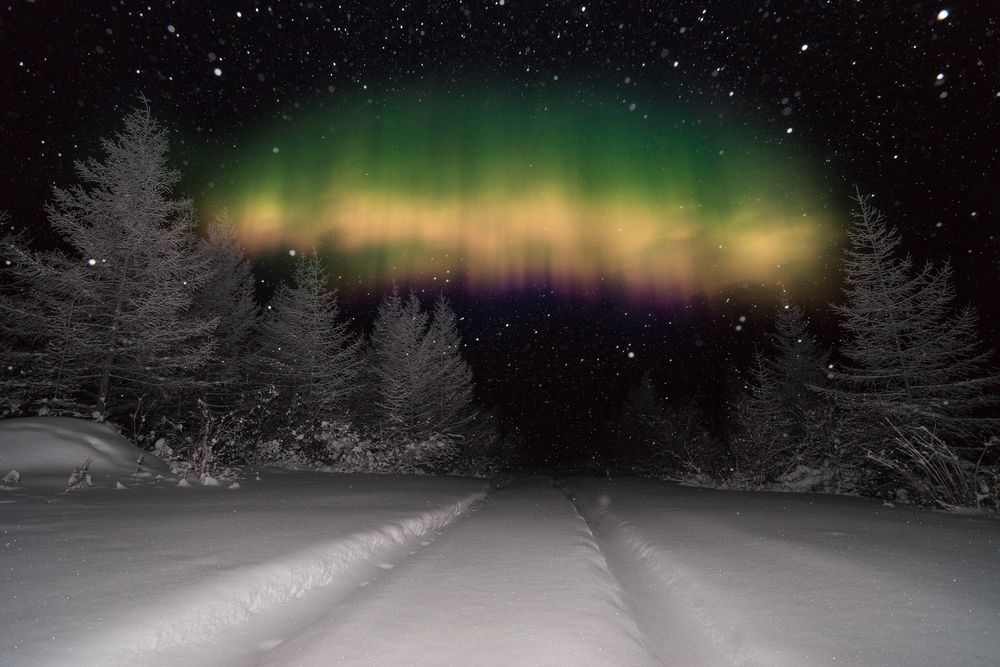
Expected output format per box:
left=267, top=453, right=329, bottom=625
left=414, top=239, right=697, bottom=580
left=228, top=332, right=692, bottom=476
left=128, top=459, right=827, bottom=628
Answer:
left=204, top=86, right=835, bottom=298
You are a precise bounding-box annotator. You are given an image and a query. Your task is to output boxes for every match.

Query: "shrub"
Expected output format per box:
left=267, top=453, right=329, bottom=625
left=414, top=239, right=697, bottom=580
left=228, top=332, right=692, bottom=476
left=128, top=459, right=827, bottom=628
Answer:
left=867, top=426, right=996, bottom=512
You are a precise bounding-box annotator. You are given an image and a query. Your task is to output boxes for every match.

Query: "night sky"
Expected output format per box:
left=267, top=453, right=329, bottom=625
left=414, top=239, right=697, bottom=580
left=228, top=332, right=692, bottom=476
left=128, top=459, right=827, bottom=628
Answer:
left=3, top=1, right=998, bottom=465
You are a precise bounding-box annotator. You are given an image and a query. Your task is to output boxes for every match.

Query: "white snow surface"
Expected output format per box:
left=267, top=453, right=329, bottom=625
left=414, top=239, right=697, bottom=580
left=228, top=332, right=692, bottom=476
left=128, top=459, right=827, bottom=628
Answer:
left=564, top=478, right=1000, bottom=666
left=0, top=467, right=488, bottom=665
left=258, top=479, right=657, bottom=666
left=0, top=416, right=171, bottom=485
left=1, top=419, right=998, bottom=665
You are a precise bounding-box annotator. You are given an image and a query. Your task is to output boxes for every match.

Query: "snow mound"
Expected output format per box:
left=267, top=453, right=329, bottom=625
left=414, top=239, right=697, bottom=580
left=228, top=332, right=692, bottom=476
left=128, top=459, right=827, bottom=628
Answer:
left=0, top=417, right=170, bottom=486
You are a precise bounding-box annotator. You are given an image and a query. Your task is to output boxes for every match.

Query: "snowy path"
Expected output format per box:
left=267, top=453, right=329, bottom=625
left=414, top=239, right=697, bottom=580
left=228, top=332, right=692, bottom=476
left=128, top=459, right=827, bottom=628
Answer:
left=256, top=479, right=658, bottom=666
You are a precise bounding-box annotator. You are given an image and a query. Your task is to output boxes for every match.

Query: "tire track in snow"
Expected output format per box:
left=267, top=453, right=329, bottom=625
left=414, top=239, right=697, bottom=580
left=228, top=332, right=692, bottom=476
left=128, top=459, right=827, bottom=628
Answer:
left=565, top=482, right=1000, bottom=666
left=256, top=479, right=660, bottom=666
left=557, top=483, right=663, bottom=665
left=563, top=484, right=757, bottom=667
left=73, top=489, right=488, bottom=664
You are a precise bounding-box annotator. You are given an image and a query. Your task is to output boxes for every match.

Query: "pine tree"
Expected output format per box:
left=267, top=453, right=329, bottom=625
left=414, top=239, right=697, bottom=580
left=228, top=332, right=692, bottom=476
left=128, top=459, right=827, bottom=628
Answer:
left=0, top=106, right=216, bottom=416
left=259, top=253, right=362, bottom=425
left=0, top=212, right=40, bottom=410
left=729, top=350, right=796, bottom=484
left=770, top=301, right=829, bottom=416
left=175, top=213, right=266, bottom=462
left=371, top=290, right=433, bottom=441
left=764, top=299, right=833, bottom=460
left=370, top=291, right=476, bottom=444
left=457, top=407, right=505, bottom=476
left=2, top=218, right=62, bottom=403
left=830, top=191, right=997, bottom=439
left=422, top=296, right=476, bottom=437
left=192, top=212, right=260, bottom=397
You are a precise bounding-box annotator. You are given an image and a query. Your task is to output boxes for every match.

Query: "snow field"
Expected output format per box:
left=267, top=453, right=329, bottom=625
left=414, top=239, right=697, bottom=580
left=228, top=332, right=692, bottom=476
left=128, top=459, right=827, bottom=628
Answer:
left=3, top=415, right=998, bottom=666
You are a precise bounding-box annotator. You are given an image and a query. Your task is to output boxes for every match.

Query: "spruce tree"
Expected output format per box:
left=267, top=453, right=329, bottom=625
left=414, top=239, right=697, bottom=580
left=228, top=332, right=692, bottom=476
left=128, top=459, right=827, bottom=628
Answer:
left=0, top=106, right=216, bottom=416
left=371, top=291, right=476, bottom=444
left=371, top=290, right=433, bottom=441
left=259, top=253, right=362, bottom=425
left=830, top=191, right=997, bottom=439
left=422, top=296, right=476, bottom=438
left=763, top=300, right=856, bottom=471
left=192, top=212, right=260, bottom=398
left=730, top=350, right=795, bottom=484
left=1, top=222, right=76, bottom=403
left=770, top=301, right=829, bottom=416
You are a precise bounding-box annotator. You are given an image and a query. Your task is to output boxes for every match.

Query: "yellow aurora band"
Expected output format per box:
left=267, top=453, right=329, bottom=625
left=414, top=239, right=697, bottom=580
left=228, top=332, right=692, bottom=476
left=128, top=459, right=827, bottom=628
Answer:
left=209, top=87, right=833, bottom=298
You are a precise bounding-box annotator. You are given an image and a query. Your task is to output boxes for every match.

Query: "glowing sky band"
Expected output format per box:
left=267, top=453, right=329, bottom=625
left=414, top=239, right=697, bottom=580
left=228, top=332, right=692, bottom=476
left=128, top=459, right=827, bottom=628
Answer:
left=208, top=87, right=834, bottom=298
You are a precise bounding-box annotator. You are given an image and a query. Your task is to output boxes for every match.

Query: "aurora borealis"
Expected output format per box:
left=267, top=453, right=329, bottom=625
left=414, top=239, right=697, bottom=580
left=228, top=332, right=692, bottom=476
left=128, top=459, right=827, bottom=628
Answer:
left=209, top=87, right=833, bottom=299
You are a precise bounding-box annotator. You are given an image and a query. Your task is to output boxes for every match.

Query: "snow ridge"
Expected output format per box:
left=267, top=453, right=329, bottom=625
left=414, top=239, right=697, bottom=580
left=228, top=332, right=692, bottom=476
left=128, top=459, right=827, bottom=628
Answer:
left=567, top=487, right=782, bottom=667
left=559, top=487, right=658, bottom=661
left=77, top=490, right=486, bottom=663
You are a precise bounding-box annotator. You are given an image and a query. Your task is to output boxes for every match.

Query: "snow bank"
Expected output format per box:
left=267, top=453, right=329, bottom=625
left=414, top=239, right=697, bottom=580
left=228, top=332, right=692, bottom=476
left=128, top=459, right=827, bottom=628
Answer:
left=0, top=417, right=170, bottom=486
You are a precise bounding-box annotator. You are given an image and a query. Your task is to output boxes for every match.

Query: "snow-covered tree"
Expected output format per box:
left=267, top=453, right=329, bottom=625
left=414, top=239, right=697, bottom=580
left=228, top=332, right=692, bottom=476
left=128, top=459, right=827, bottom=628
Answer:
left=370, top=291, right=476, bottom=445
left=770, top=300, right=829, bottom=415
left=763, top=298, right=834, bottom=461
left=830, top=191, right=997, bottom=440
left=0, top=106, right=216, bottom=416
left=728, top=350, right=796, bottom=484
left=192, top=212, right=260, bottom=397
left=258, top=253, right=362, bottom=424
left=371, top=289, right=431, bottom=440
left=0, top=212, right=35, bottom=412
left=423, top=296, right=476, bottom=437
left=161, top=213, right=266, bottom=463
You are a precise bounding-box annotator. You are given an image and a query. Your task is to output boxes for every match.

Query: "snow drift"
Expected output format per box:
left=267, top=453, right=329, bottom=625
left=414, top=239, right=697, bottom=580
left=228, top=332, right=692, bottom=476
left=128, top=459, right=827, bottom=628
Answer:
left=0, top=417, right=171, bottom=486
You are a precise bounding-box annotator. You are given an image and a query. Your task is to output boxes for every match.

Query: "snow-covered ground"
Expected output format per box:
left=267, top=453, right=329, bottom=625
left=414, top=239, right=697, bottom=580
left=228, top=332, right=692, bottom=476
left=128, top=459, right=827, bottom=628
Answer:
left=2, top=418, right=998, bottom=665
left=565, top=479, right=1000, bottom=666
left=0, top=417, right=173, bottom=486
left=0, top=418, right=488, bottom=664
